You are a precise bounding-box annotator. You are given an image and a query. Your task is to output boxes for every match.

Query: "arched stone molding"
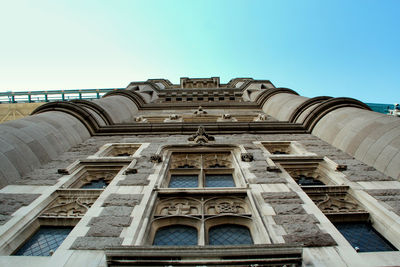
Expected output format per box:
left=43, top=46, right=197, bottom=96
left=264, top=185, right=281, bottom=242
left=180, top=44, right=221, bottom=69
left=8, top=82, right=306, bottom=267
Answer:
left=288, top=96, right=332, bottom=123
left=70, top=99, right=114, bottom=125
left=302, top=97, right=371, bottom=132
left=312, top=107, right=400, bottom=180
left=103, top=90, right=146, bottom=107
left=0, top=111, right=90, bottom=187
left=32, top=102, right=101, bottom=136
left=256, top=88, right=299, bottom=108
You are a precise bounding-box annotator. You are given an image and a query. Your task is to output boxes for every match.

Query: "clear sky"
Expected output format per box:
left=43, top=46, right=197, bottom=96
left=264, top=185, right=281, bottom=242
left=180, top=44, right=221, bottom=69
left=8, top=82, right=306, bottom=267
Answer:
left=0, top=0, right=399, bottom=103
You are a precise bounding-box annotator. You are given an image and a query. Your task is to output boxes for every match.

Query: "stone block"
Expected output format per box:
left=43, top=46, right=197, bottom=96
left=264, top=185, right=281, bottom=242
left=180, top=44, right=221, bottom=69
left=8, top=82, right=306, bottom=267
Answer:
left=283, top=233, right=336, bottom=247
left=70, top=237, right=123, bottom=250
left=272, top=204, right=306, bottom=215
left=86, top=225, right=122, bottom=237
left=99, top=206, right=133, bottom=217
left=274, top=214, right=318, bottom=225
left=89, top=216, right=132, bottom=227
left=102, top=194, right=142, bottom=207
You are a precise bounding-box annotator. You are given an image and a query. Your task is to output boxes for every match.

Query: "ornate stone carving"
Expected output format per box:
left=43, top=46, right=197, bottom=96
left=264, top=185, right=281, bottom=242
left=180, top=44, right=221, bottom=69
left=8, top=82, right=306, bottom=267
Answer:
left=222, top=114, right=231, bottom=119
left=336, top=164, right=348, bottom=171
left=255, top=113, right=268, bottom=121
left=71, top=170, right=118, bottom=189
left=40, top=195, right=98, bottom=218
left=193, top=106, right=207, bottom=115
left=187, top=126, right=215, bottom=144
left=315, top=194, right=365, bottom=214
left=155, top=197, right=249, bottom=217
left=134, top=116, right=148, bottom=123
left=241, top=153, right=254, bottom=162
left=205, top=198, right=248, bottom=215
left=170, top=154, right=202, bottom=169
left=203, top=153, right=232, bottom=168
left=169, top=114, right=180, bottom=120
left=155, top=198, right=201, bottom=216
left=150, top=154, right=162, bottom=163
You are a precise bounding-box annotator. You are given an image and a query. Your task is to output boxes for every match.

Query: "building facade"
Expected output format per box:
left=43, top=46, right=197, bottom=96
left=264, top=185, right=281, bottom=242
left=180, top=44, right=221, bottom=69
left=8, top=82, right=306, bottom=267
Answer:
left=0, top=77, right=399, bottom=266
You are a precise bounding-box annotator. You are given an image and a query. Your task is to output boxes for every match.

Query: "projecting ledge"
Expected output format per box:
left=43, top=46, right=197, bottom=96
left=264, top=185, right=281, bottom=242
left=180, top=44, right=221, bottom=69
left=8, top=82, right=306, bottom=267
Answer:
left=105, top=245, right=303, bottom=266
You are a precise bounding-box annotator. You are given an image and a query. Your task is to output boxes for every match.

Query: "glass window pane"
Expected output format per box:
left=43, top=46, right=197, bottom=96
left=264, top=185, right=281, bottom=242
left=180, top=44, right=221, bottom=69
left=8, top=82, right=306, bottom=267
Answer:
left=335, top=222, right=398, bottom=252
left=14, top=226, right=72, bottom=256
left=81, top=178, right=108, bottom=189
left=209, top=224, right=253, bottom=245
left=205, top=174, right=235, bottom=187
left=153, top=225, right=197, bottom=246
left=169, top=175, right=198, bottom=188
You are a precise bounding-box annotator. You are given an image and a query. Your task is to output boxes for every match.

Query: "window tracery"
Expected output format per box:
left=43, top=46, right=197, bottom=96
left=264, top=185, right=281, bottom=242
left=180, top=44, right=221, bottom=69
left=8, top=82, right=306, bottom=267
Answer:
left=166, top=152, right=235, bottom=188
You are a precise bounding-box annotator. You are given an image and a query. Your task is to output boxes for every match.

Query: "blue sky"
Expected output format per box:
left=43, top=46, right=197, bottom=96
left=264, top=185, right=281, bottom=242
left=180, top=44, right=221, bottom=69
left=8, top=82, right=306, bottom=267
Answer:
left=0, top=0, right=399, bottom=103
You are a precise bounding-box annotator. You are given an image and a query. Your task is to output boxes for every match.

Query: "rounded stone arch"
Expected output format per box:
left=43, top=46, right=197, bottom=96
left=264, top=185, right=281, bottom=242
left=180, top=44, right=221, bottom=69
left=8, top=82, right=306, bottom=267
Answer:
left=31, top=101, right=101, bottom=135
left=148, top=216, right=201, bottom=245
left=103, top=89, right=146, bottom=107
left=255, top=87, right=299, bottom=107
left=302, top=97, right=372, bottom=132
left=70, top=99, right=114, bottom=125
left=204, top=216, right=254, bottom=245
left=288, top=96, right=332, bottom=123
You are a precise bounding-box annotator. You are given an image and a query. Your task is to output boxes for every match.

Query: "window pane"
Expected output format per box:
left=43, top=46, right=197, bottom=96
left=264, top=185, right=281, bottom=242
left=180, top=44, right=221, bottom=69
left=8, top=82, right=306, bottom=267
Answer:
left=14, top=226, right=72, bottom=256
left=169, top=175, right=198, bottom=188
left=81, top=178, right=108, bottom=189
left=335, top=222, right=398, bottom=252
left=153, top=225, right=197, bottom=246
left=205, top=174, right=235, bottom=187
left=296, top=175, right=325, bottom=186
left=209, top=224, right=253, bottom=245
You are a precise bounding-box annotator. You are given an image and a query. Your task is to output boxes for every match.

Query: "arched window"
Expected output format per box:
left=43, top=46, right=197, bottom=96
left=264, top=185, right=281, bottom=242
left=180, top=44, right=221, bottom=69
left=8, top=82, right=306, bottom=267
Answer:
left=153, top=225, right=197, bottom=246
left=209, top=224, right=253, bottom=245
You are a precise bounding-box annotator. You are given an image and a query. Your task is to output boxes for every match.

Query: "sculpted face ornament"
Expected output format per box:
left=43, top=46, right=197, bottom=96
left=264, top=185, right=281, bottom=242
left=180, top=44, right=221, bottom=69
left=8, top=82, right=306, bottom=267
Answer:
left=241, top=153, right=254, bottom=162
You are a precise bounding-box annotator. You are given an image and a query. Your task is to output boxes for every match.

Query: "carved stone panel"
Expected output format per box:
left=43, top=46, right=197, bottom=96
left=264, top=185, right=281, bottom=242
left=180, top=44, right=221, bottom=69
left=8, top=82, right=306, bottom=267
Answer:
left=40, top=191, right=101, bottom=218
left=155, top=198, right=201, bottom=216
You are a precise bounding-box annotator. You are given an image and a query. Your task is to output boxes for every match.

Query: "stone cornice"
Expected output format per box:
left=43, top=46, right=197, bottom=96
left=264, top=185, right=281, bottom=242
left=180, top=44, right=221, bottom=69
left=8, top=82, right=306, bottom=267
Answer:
left=94, top=121, right=307, bottom=135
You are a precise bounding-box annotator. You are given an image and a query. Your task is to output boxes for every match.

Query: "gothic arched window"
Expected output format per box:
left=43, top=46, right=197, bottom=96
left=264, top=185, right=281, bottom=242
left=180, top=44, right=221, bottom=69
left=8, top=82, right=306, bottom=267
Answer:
left=153, top=225, right=198, bottom=246
left=208, top=224, right=253, bottom=245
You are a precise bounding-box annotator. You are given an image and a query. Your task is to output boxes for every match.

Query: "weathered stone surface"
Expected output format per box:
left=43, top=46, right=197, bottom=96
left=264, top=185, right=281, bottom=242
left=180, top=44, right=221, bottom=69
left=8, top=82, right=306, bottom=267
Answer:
left=282, top=223, right=321, bottom=235
left=99, top=206, right=134, bottom=217
left=102, top=194, right=142, bottom=207
left=272, top=204, right=306, bottom=215
left=366, top=189, right=400, bottom=216
left=117, top=175, right=149, bottom=186
left=86, top=225, right=122, bottom=237
left=283, top=233, right=336, bottom=247
left=0, top=193, right=40, bottom=225
left=89, top=216, right=132, bottom=227
left=274, top=214, right=318, bottom=225
left=255, top=177, right=287, bottom=184
left=262, top=192, right=303, bottom=205
left=70, top=237, right=123, bottom=250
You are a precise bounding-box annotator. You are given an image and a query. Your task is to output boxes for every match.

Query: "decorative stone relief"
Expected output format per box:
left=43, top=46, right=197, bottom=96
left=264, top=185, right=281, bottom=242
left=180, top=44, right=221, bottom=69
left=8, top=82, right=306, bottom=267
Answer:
left=203, top=153, right=232, bottom=168
left=193, top=106, right=207, bottom=115
left=150, top=154, right=162, bottom=163
left=155, top=198, right=201, bottom=216
left=205, top=198, right=248, bottom=215
left=155, top=197, right=249, bottom=217
left=254, top=113, right=268, bottom=121
left=241, top=153, right=254, bottom=162
left=312, top=194, right=365, bottom=214
left=70, top=169, right=119, bottom=189
left=187, top=126, right=215, bottom=144
left=40, top=193, right=99, bottom=218
left=170, top=154, right=202, bottom=169
left=134, top=116, right=148, bottom=123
